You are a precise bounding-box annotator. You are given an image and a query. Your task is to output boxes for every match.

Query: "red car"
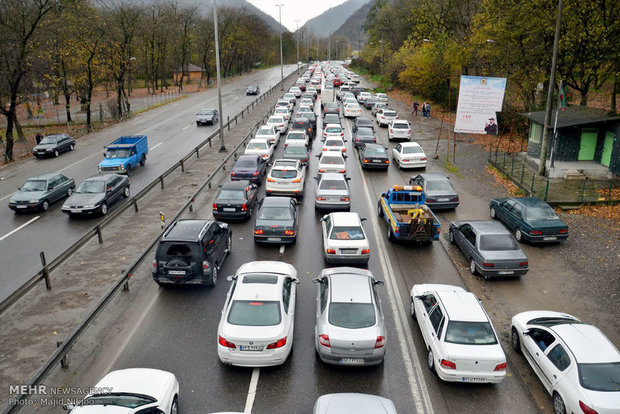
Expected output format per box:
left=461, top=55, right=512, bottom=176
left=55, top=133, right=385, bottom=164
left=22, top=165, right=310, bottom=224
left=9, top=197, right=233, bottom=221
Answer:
left=296, top=82, right=306, bottom=92
left=332, top=78, right=342, bottom=87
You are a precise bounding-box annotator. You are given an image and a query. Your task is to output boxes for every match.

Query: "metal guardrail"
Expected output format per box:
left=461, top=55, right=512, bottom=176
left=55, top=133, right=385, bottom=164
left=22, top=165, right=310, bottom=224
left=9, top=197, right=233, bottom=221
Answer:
left=2, top=67, right=301, bottom=414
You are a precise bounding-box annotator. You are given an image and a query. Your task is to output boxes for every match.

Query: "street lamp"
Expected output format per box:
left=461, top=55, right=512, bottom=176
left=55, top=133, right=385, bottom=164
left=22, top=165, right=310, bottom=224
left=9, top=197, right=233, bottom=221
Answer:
left=276, top=4, right=284, bottom=90
left=213, top=0, right=226, bottom=152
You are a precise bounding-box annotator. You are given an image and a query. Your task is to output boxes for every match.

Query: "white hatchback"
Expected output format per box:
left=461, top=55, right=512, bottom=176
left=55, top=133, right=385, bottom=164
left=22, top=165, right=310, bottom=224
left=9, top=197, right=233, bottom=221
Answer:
left=266, top=115, right=288, bottom=134
left=392, top=142, right=427, bottom=169
left=289, top=86, right=302, bottom=97
left=410, top=284, right=507, bottom=384
left=317, top=151, right=347, bottom=175
left=321, top=212, right=370, bottom=264
left=266, top=160, right=306, bottom=197
left=322, top=123, right=345, bottom=140
left=255, top=125, right=280, bottom=146
left=388, top=119, right=411, bottom=141
left=300, top=98, right=314, bottom=110
left=322, top=137, right=347, bottom=153
left=244, top=139, right=274, bottom=161
left=376, top=109, right=398, bottom=127
left=274, top=107, right=291, bottom=123
left=284, top=130, right=309, bottom=147
left=218, top=261, right=299, bottom=367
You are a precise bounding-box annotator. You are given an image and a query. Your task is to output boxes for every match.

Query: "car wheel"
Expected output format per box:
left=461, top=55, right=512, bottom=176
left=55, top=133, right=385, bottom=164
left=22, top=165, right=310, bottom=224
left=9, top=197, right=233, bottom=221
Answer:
left=196, top=122, right=200, bottom=126
left=388, top=227, right=397, bottom=242
left=54, top=150, right=59, bottom=157
left=139, top=155, right=146, bottom=166
left=553, top=393, right=566, bottom=414
left=123, top=186, right=130, bottom=198
left=100, top=202, right=108, bottom=216
left=41, top=200, right=50, bottom=211
left=70, top=144, right=75, bottom=151
left=490, top=206, right=497, bottom=219
left=449, top=229, right=455, bottom=244
left=515, top=228, right=523, bottom=242
left=410, top=299, right=415, bottom=318
left=469, top=258, right=477, bottom=275
left=511, top=327, right=522, bottom=354
left=226, top=233, right=232, bottom=254
left=170, top=396, right=178, bottom=414
left=427, top=349, right=435, bottom=372
left=377, top=200, right=384, bottom=217
left=67, top=188, right=73, bottom=197
left=210, top=265, right=218, bottom=287
left=126, top=164, right=131, bottom=174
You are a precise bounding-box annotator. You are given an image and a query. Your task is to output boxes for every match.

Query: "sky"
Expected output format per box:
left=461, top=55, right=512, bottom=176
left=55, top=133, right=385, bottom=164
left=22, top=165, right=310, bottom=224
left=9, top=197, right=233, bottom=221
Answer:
left=247, top=0, right=348, bottom=32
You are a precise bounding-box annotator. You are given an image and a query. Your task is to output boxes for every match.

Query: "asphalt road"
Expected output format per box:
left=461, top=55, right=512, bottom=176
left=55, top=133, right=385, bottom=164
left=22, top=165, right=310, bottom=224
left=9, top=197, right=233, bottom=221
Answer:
left=36, top=82, right=542, bottom=413
left=0, top=65, right=297, bottom=302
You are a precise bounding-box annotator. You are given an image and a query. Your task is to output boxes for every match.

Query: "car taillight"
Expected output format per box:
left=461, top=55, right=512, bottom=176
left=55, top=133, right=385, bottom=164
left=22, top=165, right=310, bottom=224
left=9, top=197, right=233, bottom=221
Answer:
left=152, top=259, right=157, bottom=268
left=212, top=202, right=218, bottom=210
left=241, top=203, right=248, bottom=211
left=407, top=130, right=411, bottom=134
left=519, top=262, right=528, bottom=267
left=317, top=197, right=326, bottom=201
left=364, top=159, right=369, bottom=163
left=218, top=335, right=236, bottom=348
left=292, top=178, right=301, bottom=183
left=494, top=362, right=507, bottom=371
left=338, top=169, right=345, bottom=173
left=340, top=197, right=350, bottom=202
left=284, top=230, right=295, bottom=236
left=231, top=171, right=236, bottom=176
left=261, top=154, right=269, bottom=159
left=559, top=229, right=569, bottom=234
left=266, top=337, right=287, bottom=349
left=302, top=158, right=308, bottom=162
left=323, top=148, right=327, bottom=151
left=342, top=148, right=346, bottom=152
left=395, top=116, right=399, bottom=119
left=374, top=336, right=386, bottom=349
left=361, top=249, right=370, bottom=254
left=318, top=334, right=330, bottom=347
left=482, top=262, right=495, bottom=267
left=326, top=249, right=336, bottom=254
left=254, top=229, right=263, bottom=235
left=384, top=160, right=389, bottom=164
left=440, top=359, right=456, bottom=370
left=579, top=401, right=598, bottom=414
left=318, top=169, right=326, bottom=172
left=390, top=129, right=394, bottom=133
left=203, top=261, right=209, bottom=269
left=267, top=178, right=276, bottom=182
left=421, top=157, right=427, bottom=161
left=451, top=197, right=460, bottom=202
left=252, top=171, right=260, bottom=176
left=373, top=139, right=376, bottom=142
left=530, top=230, right=542, bottom=235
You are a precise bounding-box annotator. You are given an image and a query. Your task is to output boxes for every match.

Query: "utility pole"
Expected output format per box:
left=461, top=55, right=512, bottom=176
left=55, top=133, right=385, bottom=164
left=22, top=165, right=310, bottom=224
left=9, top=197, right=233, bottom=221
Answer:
left=213, top=0, right=226, bottom=152
left=538, top=0, right=563, bottom=176
left=276, top=4, right=284, bottom=90
left=295, top=19, right=300, bottom=73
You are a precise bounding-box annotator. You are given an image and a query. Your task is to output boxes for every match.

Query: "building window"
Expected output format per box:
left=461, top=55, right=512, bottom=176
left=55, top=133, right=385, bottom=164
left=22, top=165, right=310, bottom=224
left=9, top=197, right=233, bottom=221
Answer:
left=529, top=123, right=542, bottom=143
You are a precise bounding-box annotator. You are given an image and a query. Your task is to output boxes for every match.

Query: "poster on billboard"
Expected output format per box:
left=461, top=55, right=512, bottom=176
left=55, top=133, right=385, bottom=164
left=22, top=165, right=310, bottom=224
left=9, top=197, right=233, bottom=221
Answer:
left=454, top=76, right=506, bottom=135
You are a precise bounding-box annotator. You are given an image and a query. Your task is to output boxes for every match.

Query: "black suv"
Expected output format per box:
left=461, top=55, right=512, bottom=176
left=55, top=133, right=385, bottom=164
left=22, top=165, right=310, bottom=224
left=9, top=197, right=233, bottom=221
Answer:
left=152, top=219, right=231, bottom=287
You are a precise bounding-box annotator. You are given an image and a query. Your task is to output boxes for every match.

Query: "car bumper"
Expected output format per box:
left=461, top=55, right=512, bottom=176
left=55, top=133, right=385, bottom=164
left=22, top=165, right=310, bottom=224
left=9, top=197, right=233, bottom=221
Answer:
left=398, top=160, right=427, bottom=169
left=436, top=366, right=506, bottom=383
left=524, top=233, right=569, bottom=243
left=218, top=343, right=291, bottom=367
left=324, top=253, right=369, bottom=264
left=9, top=203, right=42, bottom=211
left=477, top=266, right=529, bottom=277
left=61, top=206, right=100, bottom=215
left=265, top=185, right=304, bottom=197
left=315, top=200, right=350, bottom=211
left=390, top=135, right=411, bottom=141
left=231, top=176, right=261, bottom=184
left=427, top=201, right=460, bottom=210
left=152, top=272, right=211, bottom=285
left=213, top=211, right=251, bottom=220
left=197, top=120, right=214, bottom=125
left=316, top=347, right=385, bottom=366
left=361, top=162, right=389, bottom=170
left=33, top=151, right=54, bottom=157
left=254, top=235, right=296, bottom=244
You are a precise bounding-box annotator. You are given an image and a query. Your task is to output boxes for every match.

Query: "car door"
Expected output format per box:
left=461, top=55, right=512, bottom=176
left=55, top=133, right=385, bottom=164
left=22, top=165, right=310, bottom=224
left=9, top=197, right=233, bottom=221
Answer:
left=505, top=202, right=523, bottom=231
left=246, top=185, right=257, bottom=209
left=392, top=144, right=401, bottom=161
left=48, top=176, right=62, bottom=202
left=454, top=224, right=472, bottom=252
left=201, top=226, right=216, bottom=266
left=321, top=214, right=332, bottom=251
left=282, top=277, right=295, bottom=337
left=522, top=327, right=558, bottom=391
left=415, top=293, right=438, bottom=347
left=112, top=176, right=124, bottom=202
left=498, top=199, right=516, bottom=225
left=427, top=304, right=446, bottom=360
left=540, top=342, right=572, bottom=391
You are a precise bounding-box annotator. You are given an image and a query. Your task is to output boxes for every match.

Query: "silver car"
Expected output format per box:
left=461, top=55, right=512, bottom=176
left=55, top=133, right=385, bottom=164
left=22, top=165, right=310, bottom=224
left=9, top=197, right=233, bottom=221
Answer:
left=313, top=267, right=386, bottom=366
left=314, top=173, right=350, bottom=211
left=313, top=393, right=397, bottom=414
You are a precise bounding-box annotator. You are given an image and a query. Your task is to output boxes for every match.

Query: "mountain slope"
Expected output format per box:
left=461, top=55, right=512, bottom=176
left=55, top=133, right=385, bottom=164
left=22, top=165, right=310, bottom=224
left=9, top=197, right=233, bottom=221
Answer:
left=332, top=0, right=373, bottom=47
left=300, top=0, right=371, bottom=37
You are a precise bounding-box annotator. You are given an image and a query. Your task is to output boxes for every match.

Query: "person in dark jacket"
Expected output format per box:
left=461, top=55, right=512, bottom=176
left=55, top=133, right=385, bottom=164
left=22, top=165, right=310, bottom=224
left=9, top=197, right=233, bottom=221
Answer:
left=412, top=101, right=419, bottom=116
left=35, top=132, right=43, bottom=145
left=484, top=118, right=498, bottom=135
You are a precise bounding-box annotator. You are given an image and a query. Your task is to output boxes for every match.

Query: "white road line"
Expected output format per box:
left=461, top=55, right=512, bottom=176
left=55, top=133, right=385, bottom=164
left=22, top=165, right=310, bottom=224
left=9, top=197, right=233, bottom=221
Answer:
left=0, top=216, right=40, bottom=242
left=279, top=244, right=285, bottom=254
left=58, top=152, right=100, bottom=173
left=244, top=368, right=260, bottom=414
left=149, top=142, right=162, bottom=151
left=348, top=121, right=434, bottom=414
left=0, top=192, right=16, bottom=201
left=182, top=124, right=191, bottom=131
left=233, top=96, right=240, bottom=101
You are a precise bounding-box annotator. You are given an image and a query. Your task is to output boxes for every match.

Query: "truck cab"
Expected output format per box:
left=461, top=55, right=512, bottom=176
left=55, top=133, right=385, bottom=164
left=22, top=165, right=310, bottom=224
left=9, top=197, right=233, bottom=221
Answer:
left=98, top=135, right=148, bottom=174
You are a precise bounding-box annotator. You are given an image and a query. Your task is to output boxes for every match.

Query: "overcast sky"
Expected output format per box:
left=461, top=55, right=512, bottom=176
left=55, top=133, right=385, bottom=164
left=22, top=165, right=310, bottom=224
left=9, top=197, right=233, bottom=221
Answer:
left=247, top=0, right=348, bottom=32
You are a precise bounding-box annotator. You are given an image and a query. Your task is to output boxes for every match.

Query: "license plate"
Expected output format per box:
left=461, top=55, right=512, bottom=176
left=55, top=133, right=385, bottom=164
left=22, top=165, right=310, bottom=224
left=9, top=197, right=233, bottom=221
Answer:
left=498, top=271, right=514, bottom=275
left=16, top=205, right=27, bottom=209
left=462, top=377, right=486, bottom=382
left=372, top=159, right=382, bottom=163
left=223, top=208, right=236, bottom=212
left=438, top=198, right=450, bottom=202
left=71, top=209, right=82, bottom=213
left=267, top=237, right=281, bottom=242
left=340, top=358, right=364, bottom=364
left=240, top=345, right=264, bottom=351
left=543, top=236, right=557, bottom=241
left=340, top=249, right=357, bottom=254
left=168, top=270, right=186, bottom=275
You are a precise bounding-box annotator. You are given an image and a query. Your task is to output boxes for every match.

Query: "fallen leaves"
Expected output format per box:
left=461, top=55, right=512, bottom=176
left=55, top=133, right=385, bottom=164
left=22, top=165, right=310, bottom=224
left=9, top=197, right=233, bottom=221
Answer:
left=486, top=165, right=524, bottom=196
left=566, top=203, right=620, bottom=225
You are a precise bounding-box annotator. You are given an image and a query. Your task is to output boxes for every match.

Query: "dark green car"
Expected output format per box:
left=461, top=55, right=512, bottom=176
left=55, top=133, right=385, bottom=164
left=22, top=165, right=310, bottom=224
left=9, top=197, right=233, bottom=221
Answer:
left=8, top=173, right=75, bottom=212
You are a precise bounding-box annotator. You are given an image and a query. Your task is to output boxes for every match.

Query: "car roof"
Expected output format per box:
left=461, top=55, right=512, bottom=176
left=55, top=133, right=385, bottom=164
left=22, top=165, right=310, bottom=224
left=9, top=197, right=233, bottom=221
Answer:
left=237, top=154, right=259, bottom=162
left=325, top=268, right=373, bottom=303
left=329, top=212, right=362, bottom=226
left=29, top=173, right=58, bottom=180
left=248, top=139, right=269, bottom=144
left=163, top=219, right=210, bottom=242
left=363, top=143, right=384, bottom=150
left=262, top=196, right=293, bottom=206
left=465, top=220, right=512, bottom=235
left=84, top=174, right=113, bottom=182
left=221, top=181, right=250, bottom=190
left=392, top=119, right=409, bottom=124
left=324, top=124, right=342, bottom=128
left=436, top=291, right=488, bottom=322
left=234, top=273, right=285, bottom=302
left=549, top=324, right=620, bottom=363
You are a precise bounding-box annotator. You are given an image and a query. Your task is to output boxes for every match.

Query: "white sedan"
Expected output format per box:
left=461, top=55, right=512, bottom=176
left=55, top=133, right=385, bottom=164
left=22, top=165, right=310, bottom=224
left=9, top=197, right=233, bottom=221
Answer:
left=321, top=212, right=370, bottom=264
left=392, top=142, right=427, bottom=169
left=266, top=160, right=306, bottom=197
left=343, top=103, right=362, bottom=118
left=317, top=151, right=347, bottom=174
left=511, top=310, right=620, bottom=414
left=289, top=86, right=302, bottom=97
left=244, top=139, right=274, bottom=161
left=284, top=130, right=309, bottom=147
left=266, top=115, right=288, bottom=134
left=388, top=119, right=411, bottom=141
left=66, top=368, right=179, bottom=413
left=255, top=125, right=280, bottom=146
left=376, top=109, right=398, bottom=127
left=218, top=261, right=299, bottom=367
left=322, top=123, right=344, bottom=140
left=410, top=284, right=507, bottom=384
left=322, top=137, right=347, bottom=153
left=274, top=107, right=291, bottom=122
left=300, top=98, right=314, bottom=110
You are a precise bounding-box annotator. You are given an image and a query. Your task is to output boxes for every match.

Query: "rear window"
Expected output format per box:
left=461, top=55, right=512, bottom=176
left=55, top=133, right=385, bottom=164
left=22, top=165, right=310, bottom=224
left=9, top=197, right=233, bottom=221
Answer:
left=325, top=140, right=343, bottom=146
left=402, top=146, right=423, bottom=154
left=479, top=235, right=519, bottom=251
left=247, top=142, right=267, bottom=150
left=321, top=156, right=344, bottom=165
left=326, top=127, right=341, bottom=133
left=271, top=169, right=298, bottom=179
left=268, top=117, right=283, bottom=123
left=320, top=179, right=347, bottom=190
left=444, top=321, right=498, bottom=345
left=364, top=147, right=386, bottom=156
left=330, top=226, right=365, bottom=240
left=235, top=158, right=256, bottom=168
left=578, top=362, right=620, bottom=391
left=218, top=189, right=245, bottom=200
left=525, top=206, right=560, bottom=221
left=258, top=206, right=293, bottom=220
left=393, top=123, right=409, bottom=129
left=384, top=111, right=397, bottom=117
left=228, top=300, right=281, bottom=326
left=426, top=180, right=453, bottom=191
left=357, top=129, right=374, bottom=137
left=288, top=132, right=305, bottom=139
left=329, top=303, right=376, bottom=329
left=285, top=146, right=306, bottom=155
left=158, top=242, right=198, bottom=258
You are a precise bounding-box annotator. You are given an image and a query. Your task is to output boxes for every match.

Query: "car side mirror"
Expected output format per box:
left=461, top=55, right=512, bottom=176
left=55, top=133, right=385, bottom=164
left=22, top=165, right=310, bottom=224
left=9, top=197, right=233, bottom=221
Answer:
left=291, top=277, right=300, bottom=284
left=360, top=217, right=367, bottom=222
left=62, top=404, right=75, bottom=411
left=218, top=184, right=222, bottom=188
left=226, top=275, right=237, bottom=282
left=372, top=280, right=385, bottom=286
left=312, top=278, right=322, bottom=284
left=48, top=185, right=53, bottom=190
left=106, top=186, right=111, bottom=192
left=522, top=329, right=531, bottom=336
left=346, top=177, right=351, bottom=181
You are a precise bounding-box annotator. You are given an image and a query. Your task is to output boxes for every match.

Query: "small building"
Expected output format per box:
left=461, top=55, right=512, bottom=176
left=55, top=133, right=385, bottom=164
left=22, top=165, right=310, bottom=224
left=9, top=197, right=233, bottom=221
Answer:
left=522, top=108, right=619, bottom=178
left=172, top=63, right=205, bottom=83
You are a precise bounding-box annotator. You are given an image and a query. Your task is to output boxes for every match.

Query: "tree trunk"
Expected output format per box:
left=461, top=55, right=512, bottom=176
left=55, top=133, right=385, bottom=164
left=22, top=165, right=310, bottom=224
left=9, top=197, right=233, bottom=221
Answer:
left=611, top=71, right=618, bottom=114
left=64, top=92, right=72, bottom=123
left=4, top=110, right=15, bottom=162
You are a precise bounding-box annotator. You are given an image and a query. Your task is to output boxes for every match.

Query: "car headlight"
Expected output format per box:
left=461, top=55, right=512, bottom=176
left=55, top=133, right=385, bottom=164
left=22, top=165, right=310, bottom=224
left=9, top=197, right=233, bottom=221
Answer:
left=46, top=148, right=52, bottom=152
left=83, top=205, right=95, bottom=209
left=29, top=200, right=39, bottom=203
left=9, top=199, right=16, bottom=204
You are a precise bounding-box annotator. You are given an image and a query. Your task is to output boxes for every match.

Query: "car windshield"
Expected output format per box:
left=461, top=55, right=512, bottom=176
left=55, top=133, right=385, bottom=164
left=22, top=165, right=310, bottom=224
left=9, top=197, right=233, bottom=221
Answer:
left=364, top=147, right=386, bottom=156
left=271, top=169, right=298, bottom=179
left=525, top=206, right=560, bottom=221
left=258, top=206, right=293, bottom=220
left=402, top=146, right=423, bottom=154
left=330, top=226, right=365, bottom=240
left=321, top=156, right=344, bottom=165
left=578, top=362, right=620, bottom=391
left=228, top=300, right=281, bottom=326
left=329, top=303, right=376, bottom=329
left=199, top=110, right=214, bottom=115
left=105, top=148, right=130, bottom=158
left=39, top=136, right=60, bottom=144
left=82, top=393, right=155, bottom=409
left=218, top=189, right=245, bottom=200
left=444, top=321, right=498, bottom=345
left=235, top=159, right=256, bottom=168
left=21, top=180, right=47, bottom=191
left=75, top=180, right=105, bottom=194
left=479, top=235, right=520, bottom=251
left=248, top=142, right=267, bottom=150
left=426, top=180, right=454, bottom=191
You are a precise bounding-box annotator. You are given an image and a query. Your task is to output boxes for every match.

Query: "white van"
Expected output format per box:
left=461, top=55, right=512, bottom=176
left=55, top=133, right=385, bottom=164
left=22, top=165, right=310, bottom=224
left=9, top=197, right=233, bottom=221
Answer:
left=351, top=74, right=360, bottom=83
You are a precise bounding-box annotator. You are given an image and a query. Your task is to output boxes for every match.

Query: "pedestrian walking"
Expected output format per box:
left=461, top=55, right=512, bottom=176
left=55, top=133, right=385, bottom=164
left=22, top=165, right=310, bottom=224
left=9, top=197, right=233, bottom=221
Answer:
left=425, top=102, right=431, bottom=118
left=412, top=101, right=419, bottom=116
left=422, top=102, right=428, bottom=118
left=35, top=132, right=43, bottom=145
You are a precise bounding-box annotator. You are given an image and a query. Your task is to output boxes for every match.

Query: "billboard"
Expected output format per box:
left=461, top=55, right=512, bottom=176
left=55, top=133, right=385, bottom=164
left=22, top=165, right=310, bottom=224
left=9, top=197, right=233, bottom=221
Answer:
left=454, top=76, right=507, bottom=135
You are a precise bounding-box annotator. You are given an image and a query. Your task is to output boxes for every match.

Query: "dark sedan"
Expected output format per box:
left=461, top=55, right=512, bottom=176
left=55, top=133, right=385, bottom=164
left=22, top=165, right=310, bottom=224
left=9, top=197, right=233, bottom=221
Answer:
left=283, top=144, right=310, bottom=165
left=291, top=117, right=314, bottom=139
left=323, top=114, right=342, bottom=127
left=231, top=155, right=267, bottom=184
left=196, top=109, right=218, bottom=125
left=61, top=174, right=130, bottom=217
left=9, top=173, right=75, bottom=212
left=410, top=173, right=459, bottom=210
left=323, top=102, right=340, bottom=116
left=359, top=144, right=389, bottom=170
left=353, top=127, right=376, bottom=149
left=253, top=196, right=298, bottom=244
left=489, top=197, right=569, bottom=242
left=246, top=85, right=260, bottom=95
left=352, top=117, right=375, bottom=134
left=32, top=133, right=75, bottom=158
left=212, top=180, right=258, bottom=220
left=364, top=97, right=378, bottom=110
left=449, top=220, right=529, bottom=280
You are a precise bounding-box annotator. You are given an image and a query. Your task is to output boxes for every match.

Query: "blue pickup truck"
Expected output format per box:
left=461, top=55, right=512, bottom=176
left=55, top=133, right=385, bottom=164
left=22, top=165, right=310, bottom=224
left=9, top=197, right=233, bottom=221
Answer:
left=378, top=185, right=441, bottom=242
left=98, top=135, right=148, bottom=174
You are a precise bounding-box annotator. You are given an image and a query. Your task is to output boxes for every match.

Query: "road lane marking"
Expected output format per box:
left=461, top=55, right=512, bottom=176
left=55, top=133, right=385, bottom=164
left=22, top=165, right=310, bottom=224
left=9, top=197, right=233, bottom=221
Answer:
left=279, top=244, right=285, bottom=254
left=0, top=216, right=40, bottom=242
left=149, top=143, right=162, bottom=151
left=244, top=368, right=260, bottom=414
left=58, top=152, right=100, bottom=174
left=347, top=121, right=434, bottom=414
left=0, top=192, right=16, bottom=201
left=182, top=124, right=191, bottom=131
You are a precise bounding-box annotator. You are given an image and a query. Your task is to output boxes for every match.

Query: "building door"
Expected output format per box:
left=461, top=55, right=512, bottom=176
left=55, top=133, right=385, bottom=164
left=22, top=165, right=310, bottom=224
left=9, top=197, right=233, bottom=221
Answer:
left=601, top=132, right=614, bottom=167
left=578, top=128, right=598, bottom=161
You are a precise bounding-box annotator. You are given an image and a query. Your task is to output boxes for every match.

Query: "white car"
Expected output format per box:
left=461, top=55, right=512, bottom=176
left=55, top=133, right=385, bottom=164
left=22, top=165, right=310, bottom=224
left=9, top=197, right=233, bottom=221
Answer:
left=66, top=368, right=179, bottom=413
left=274, top=107, right=291, bottom=123
left=266, top=115, right=288, bottom=134
left=217, top=261, right=299, bottom=367
left=357, top=92, right=372, bottom=103
left=297, top=105, right=315, bottom=120
left=374, top=92, right=388, bottom=103
left=350, top=74, right=360, bottom=83
left=289, top=86, right=302, bottom=97
left=266, top=159, right=306, bottom=197
left=255, top=125, right=280, bottom=146
left=320, top=212, right=370, bottom=264
left=299, top=98, right=313, bottom=110
left=284, top=130, right=309, bottom=147
left=511, top=310, right=620, bottom=414
left=410, top=284, right=507, bottom=384
left=276, top=99, right=293, bottom=111
left=343, top=103, right=362, bottom=118
left=343, top=98, right=358, bottom=107
left=244, top=139, right=274, bottom=161
left=317, top=151, right=347, bottom=175
left=322, top=137, right=347, bottom=153
left=372, top=102, right=388, bottom=116
left=322, top=123, right=344, bottom=140
left=282, top=92, right=297, bottom=103
left=392, top=142, right=427, bottom=169
left=376, top=109, right=398, bottom=127
left=388, top=119, right=411, bottom=141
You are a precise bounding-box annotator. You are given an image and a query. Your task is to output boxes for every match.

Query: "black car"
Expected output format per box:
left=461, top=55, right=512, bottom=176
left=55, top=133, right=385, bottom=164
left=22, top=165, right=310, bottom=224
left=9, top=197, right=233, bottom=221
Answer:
left=323, top=113, right=342, bottom=127
left=212, top=180, right=258, bottom=220
left=296, top=107, right=317, bottom=127
left=231, top=154, right=267, bottom=184
left=8, top=173, right=75, bottom=212
left=352, top=117, right=375, bottom=133
left=32, top=133, right=75, bottom=158
left=283, top=144, right=310, bottom=165
left=291, top=117, right=314, bottom=139
left=196, top=109, right=218, bottom=125
left=61, top=174, right=130, bottom=217
left=353, top=127, right=376, bottom=149
left=359, top=144, right=389, bottom=170
left=246, top=85, right=260, bottom=95
left=323, top=102, right=340, bottom=116
left=254, top=196, right=298, bottom=244
left=410, top=173, right=459, bottom=210
left=152, top=219, right=231, bottom=287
